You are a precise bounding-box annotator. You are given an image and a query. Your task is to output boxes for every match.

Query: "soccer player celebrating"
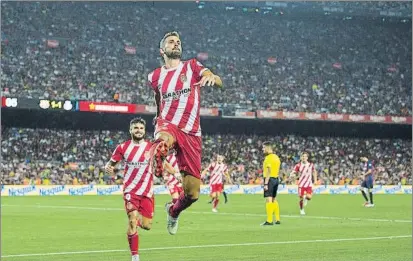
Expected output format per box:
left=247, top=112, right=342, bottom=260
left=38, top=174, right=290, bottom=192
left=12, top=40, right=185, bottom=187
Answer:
left=147, top=31, right=223, bottom=235
left=163, top=152, right=184, bottom=204
left=290, top=152, right=318, bottom=215
left=105, top=118, right=153, bottom=261
left=360, top=156, right=375, bottom=207
left=202, top=154, right=231, bottom=212
left=261, top=142, right=281, bottom=226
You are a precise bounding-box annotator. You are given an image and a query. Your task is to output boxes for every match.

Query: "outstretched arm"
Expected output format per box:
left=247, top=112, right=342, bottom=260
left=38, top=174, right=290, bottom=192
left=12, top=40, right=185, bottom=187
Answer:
left=164, top=161, right=176, bottom=175
left=201, top=168, right=209, bottom=179
left=224, top=170, right=233, bottom=185
left=313, top=170, right=318, bottom=185
left=195, top=70, right=223, bottom=88
left=105, top=159, right=119, bottom=175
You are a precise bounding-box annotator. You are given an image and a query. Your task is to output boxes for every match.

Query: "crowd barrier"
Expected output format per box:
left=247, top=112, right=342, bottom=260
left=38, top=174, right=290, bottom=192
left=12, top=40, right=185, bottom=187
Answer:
left=1, top=185, right=411, bottom=196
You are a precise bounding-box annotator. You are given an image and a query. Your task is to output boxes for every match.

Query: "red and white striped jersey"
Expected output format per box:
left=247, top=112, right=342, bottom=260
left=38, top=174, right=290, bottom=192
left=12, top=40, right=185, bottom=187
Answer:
left=294, top=162, right=315, bottom=188
left=111, top=140, right=153, bottom=197
left=148, top=59, right=209, bottom=136
left=164, top=173, right=183, bottom=191
left=207, top=162, right=228, bottom=185
left=165, top=154, right=179, bottom=174
left=163, top=154, right=182, bottom=191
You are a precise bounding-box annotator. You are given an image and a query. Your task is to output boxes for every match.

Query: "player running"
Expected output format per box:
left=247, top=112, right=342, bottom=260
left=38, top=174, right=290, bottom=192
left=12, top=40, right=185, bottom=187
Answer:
left=147, top=31, right=223, bottom=235
left=261, top=142, right=281, bottom=226
left=360, top=156, right=375, bottom=207
left=105, top=118, right=153, bottom=261
left=163, top=152, right=184, bottom=204
left=202, top=154, right=231, bottom=212
left=290, top=152, right=318, bottom=215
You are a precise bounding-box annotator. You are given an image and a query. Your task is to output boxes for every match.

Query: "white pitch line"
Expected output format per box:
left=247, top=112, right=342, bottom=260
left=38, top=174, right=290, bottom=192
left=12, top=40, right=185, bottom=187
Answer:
left=1, top=204, right=411, bottom=223
left=1, top=235, right=411, bottom=258
left=187, top=211, right=413, bottom=223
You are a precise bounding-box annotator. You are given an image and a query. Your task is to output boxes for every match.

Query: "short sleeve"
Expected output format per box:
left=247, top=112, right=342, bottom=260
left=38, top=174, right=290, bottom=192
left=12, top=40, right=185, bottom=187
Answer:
left=264, top=158, right=270, bottom=169
left=190, top=58, right=209, bottom=82
left=294, top=164, right=300, bottom=172
left=208, top=163, right=214, bottom=171
left=111, top=145, right=124, bottom=162
left=148, top=69, right=161, bottom=92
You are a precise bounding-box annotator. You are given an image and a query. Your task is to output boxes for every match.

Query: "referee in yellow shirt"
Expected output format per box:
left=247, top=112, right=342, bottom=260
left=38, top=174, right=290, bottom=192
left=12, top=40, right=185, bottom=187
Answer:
left=261, top=141, right=281, bottom=226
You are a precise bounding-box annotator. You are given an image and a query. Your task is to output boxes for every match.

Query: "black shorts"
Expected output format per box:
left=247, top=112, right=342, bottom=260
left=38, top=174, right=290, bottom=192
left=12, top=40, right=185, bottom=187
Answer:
left=361, top=179, right=374, bottom=189
left=264, top=177, right=279, bottom=198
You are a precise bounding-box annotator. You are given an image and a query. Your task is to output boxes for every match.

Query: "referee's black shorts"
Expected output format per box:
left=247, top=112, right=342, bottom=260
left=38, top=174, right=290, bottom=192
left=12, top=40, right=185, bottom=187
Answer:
left=264, top=177, right=279, bottom=198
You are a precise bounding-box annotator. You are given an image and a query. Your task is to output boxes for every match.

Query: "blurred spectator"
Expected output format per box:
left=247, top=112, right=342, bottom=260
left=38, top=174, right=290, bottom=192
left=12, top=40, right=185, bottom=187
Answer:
left=1, top=127, right=411, bottom=185
left=1, top=2, right=411, bottom=116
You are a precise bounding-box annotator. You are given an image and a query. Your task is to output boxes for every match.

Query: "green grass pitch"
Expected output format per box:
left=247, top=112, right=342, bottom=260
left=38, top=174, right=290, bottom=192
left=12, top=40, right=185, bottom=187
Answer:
left=1, top=194, right=412, bottom=261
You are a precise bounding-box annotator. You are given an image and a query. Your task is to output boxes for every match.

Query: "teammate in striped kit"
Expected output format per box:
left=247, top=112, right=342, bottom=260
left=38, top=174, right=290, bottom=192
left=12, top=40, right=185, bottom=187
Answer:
left=163, top=153, right=184, bottom=204
left=202, top=155, right=230, bottom=212
left=290, top=152, right=318, bottom=215
left=105, top=118, right=153, bottom=261
left=147, top=31, right=223, bottom=235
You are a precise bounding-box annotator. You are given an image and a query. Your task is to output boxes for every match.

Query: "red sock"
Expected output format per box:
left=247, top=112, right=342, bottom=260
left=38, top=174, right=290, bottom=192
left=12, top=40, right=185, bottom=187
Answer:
left=299, top=199, right=303, bottom=210
left=127, top=233, right=139, bottom=256
left=213, top=198, right=219, bottom=209
left=170, top=193, right=198, bottom=218
left=172, top=198, right=178, bottom=204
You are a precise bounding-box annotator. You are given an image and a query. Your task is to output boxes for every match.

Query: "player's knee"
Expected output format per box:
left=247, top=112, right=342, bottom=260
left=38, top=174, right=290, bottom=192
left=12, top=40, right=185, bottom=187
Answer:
left=186, top=191, right=199, bottom=201
left=306, top=195, right=312, bottom=200
left=183, top=177, right=200, bottom=200
left=141, top=220, right=152, bottom=230
left=184, top=187, right=199, bottom=200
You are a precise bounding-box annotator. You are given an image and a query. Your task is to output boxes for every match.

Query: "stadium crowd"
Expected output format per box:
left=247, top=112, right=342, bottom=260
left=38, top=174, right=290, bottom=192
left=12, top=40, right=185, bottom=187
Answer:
left=2, top=128, right=411, bottom=186
left=1, top=2, right=411, bottom=116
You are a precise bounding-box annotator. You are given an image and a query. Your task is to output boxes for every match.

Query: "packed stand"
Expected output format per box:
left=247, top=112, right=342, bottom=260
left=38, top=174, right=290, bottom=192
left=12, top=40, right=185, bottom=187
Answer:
left=1, top=2, right=411, bottom=116
left=1, top=127, right=411, bottom=186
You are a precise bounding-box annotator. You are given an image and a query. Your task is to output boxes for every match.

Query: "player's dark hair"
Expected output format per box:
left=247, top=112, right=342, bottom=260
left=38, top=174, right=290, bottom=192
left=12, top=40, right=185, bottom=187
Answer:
left=159, top=31, right=180, bottom=49
left=262, top=141, right=272, bottom=148
left=130, top=117, right=146, bottom=126
left=159, top=31, right=181, bottom=64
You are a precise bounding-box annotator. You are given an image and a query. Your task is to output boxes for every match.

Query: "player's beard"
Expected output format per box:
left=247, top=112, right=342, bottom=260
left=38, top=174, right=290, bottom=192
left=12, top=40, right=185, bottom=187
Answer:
left=132, top=133, right=144, bottom=142
left=164, top=48, right=182, bottom=60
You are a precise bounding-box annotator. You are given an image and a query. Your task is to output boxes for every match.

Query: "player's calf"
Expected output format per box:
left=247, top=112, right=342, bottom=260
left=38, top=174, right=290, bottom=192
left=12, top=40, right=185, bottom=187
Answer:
left=169, top=174, right=200, bottom=219
left=171, top=191, right=180, bottom=204
left=127, top=211, right=140, bottom=260
left=223, top=191, right=228, bottom=203
left=128, top=212, right=139, bottom=234
left=304, top=194, right=311, bottom=207
left=299, top=196, right=304, bottom=210
left=212, top=193, right=220, bottom=212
